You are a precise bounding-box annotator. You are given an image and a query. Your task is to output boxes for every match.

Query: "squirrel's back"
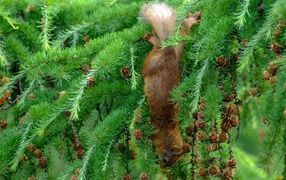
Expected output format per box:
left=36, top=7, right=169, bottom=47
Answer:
left=140, top=3, right=177, bottom=41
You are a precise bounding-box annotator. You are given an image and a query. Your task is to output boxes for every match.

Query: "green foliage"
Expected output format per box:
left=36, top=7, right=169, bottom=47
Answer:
left=0, top=0, right=285, bottom=179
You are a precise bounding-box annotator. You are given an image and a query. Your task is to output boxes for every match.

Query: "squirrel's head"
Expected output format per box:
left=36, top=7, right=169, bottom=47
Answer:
left=158, top=143, right=191, bottom=168
left=151, top=123, right=191, bottom=168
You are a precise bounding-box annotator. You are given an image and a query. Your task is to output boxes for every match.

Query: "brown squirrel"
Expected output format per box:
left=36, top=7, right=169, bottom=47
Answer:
left=140, top=3, right=201, bottom=168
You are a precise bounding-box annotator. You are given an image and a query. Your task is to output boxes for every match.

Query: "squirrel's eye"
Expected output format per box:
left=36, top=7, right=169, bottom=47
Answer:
left=163, top=158, right=168, bottom=163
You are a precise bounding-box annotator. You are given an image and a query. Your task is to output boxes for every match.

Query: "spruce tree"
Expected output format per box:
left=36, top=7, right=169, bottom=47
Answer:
left=0, top=0, right=285, bottom=179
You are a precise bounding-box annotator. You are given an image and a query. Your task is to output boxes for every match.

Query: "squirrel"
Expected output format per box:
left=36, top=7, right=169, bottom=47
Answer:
left=140, top=3, right=201, bottom=168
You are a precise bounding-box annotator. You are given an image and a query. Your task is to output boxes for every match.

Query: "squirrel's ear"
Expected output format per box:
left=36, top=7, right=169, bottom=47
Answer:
left=182, top=144, right=191, bottom=154
left=171, top=146, right=182, bottom=155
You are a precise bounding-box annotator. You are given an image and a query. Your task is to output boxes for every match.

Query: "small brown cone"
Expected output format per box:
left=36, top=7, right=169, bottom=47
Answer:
left=230, top=115, right=239, bottom=127
left=209, top=132, right=219, bottom=143
left=28, top=93, right=36, bottom=99
left=262, top=70, right=272, bottom=80
left=227, top=158, right=237, bottom=168
left=82, top=64, right=91, bottom=74
left=1, top=120, right=8, bottom=129
left=222, top=169, right=233, bottom=180
left=197, top=131, right=206, bottom=142
left=140, top=173, right=149, bottom=180
left=34, top=149, right=42, bottom=158
left=198, top=167, right=207, bottom=177
left=122, top=174, right=133, bottom=180
left=268, top=76, right=277, bottom=84
left=270, top=42, right=281, bottom=53
left=133, top=129, right=144, bottom=140
left=77, top=149, right=85, bottom=159
left=224, top=94, right=235, bottom=102
left=120, top=66, right=132, bottom=80
left=28, top=143, right=35, bottom=153
left=219, top=133, right=228, bottom=143
left=209, top=165, right=220, bottom=176
left=1, top=77, right=10, bottom=85
left=216, top=56, right=229, bottom=67
left=39, top=156, right=48, bottom=168
left=73, top=141, right=82, bottom=151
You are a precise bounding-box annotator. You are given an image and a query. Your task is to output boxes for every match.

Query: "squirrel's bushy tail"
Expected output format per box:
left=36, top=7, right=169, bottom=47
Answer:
left=140, top=3, right=177, bottom=41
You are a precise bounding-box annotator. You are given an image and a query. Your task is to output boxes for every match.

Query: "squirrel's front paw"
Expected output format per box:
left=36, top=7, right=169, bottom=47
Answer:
left=183, top=11, right=202, bottom=29
left=143, top=31, right=160, bottom=46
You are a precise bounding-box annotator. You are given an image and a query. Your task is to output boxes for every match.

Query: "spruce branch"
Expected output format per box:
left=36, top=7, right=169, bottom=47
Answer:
left=234, top=0, right=251, bottom=29
left=130, top=45, right=139, bottom=90
left=53, top=23, right=92, bottom=48
left=0, top=36, right=7, bottom=67
left=0, top=6, right=18, bottom=29
left=77, top=144, right=96, bottom=180
left=10, top=122, right=35, bottom=171
left=190, top=57, right=209, bottom=113
left=39, top=5, right=55, bottom=51
left=238, top=0, right=286, bottom=72
left=69, top=69, right=96, bottom=120
left=16, top=79, right=36, bottom=109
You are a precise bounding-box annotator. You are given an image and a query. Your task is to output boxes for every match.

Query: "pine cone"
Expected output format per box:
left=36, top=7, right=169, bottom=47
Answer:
left=28, top=143, right=35, bottom=153
left=206, top=144, right=217, bottom=152
left=1, top=76, right=10, bottom=85
left=209, top=132, right=219, bottom=143
left=232, top=54, right=239, bottom=61
left=195, top=120, right=207, bottom=129
left=197, top=111, right=205, bottom=120
left=209, top=165, right=220, bottom=176
left=73, top=141, right=82, bottom=151
left=227, top=104, right=237, bottom=114
left=65, top=111, right=71, bottom=119
left=140, top=173, right=149, bottom=180
left=21, top=154, right=28, bottom=161
left=197, top=131, right=206, bottom=142
left=75, top=168, right=81, bottom=175
left=122, top=174, right=133, bottom=180
left=268, top=62, right=278, bottom=75
left=219, top=133, right=228, bottom=143
left=82, top=64, right=91, bottom=74
left=196, top=156, right=202, bottom=164
left=120, top=66, right=132, bottom=80
left=221, top=121, right=232, bottom=133
left=216, top=56, right=229, bottom=67
left=227, top=158, right=237, bottom=168
left=28, top=177, right=36, bottom=180
left=0, top=96, right=6, bottom=106
left=283, top=109, right=286, bottom=119
left=241, top=39, right=248, bottom=46
left=77, top=149, right=85, bottom=159
left=87, top=76, right=95, bottom=86
left=28, top=93, right=36, bottom=98
left=34, top=149, right=42, bottom=158
left=268, top=76, right=277, bottom=84
left=270, top=42, right=281, bottom=53
left=118, top=143, right=126, bottom=152
left=224, top=94, right=235, bottom=102
left=1, top=120, right=8, bottom=129
left=222, top=169, right=233, bottom=180
left=39, top=156, right=47, bottom=168
left=59, top=91, right=66, bottom=98
left=248, top=88, right=260, bottom=97
left=262, top=70, right=272, bottom=80
left=198, top=167, right=207, bottom=177
left=3, top=90, right=11, bottom=99
left=274, top=28, right=281, bottom=38
left=83, top=36, right=90, bottom=44
left=70, top=175, right=78, bottom=180
left=133, top=129, right=144, bottom=140
left=230, top=115, right=239, bottom=127
left=186, top=126, right=195, bottom=136
left=130, top=150, right=137, bottom=159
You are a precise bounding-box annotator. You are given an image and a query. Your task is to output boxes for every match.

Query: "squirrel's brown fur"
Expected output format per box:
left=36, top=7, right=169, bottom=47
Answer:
left=141, top=3, right=201, bottom=168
